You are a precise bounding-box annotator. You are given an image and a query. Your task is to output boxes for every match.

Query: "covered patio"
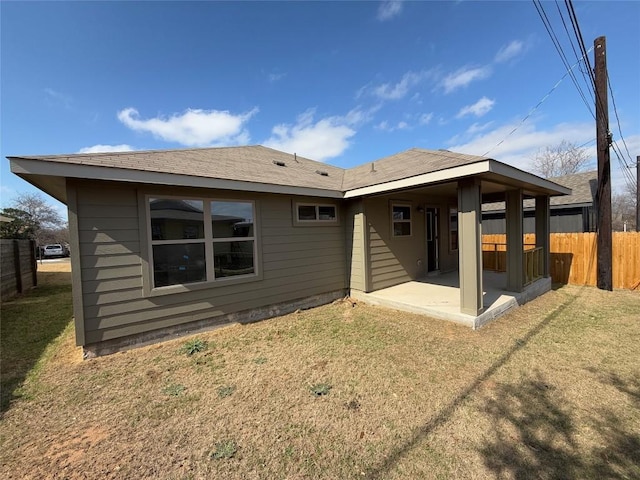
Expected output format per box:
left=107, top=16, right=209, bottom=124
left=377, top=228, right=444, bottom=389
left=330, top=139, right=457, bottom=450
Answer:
left=350, top=271, right=552, bottom=329
left=345, top=152, right=571, bottom=327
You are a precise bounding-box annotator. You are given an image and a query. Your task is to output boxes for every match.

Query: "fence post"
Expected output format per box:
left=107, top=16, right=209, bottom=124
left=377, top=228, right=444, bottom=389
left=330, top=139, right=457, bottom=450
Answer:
left=13, top=239, right=23, bottom=294
left=30, top=239, right=37, bottom=287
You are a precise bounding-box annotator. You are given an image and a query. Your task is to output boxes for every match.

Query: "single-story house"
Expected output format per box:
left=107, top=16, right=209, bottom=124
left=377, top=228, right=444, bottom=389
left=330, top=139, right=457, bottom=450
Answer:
left=482, top=170, right=597, bottom=234
left=9, top=146, right=570, bottom=357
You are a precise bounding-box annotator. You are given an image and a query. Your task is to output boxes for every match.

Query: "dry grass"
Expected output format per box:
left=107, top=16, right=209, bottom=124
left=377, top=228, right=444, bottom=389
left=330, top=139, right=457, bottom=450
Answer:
left=36, top=259, right=72, bottom=274
left=1, top=274, right=638, bottom=479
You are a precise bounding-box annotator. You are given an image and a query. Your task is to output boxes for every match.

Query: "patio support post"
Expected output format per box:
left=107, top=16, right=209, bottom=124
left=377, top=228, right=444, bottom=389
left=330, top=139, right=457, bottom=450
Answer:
left=535, top=195, right=550, bottom=277
left=458, top=178, right=483, bottom=316
left=506, top=188, right=524, bottom=292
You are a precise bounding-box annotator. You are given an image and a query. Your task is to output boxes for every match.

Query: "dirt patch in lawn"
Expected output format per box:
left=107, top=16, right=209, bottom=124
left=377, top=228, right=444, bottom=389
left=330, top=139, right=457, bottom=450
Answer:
left=1, top=284, right=638, bottom=479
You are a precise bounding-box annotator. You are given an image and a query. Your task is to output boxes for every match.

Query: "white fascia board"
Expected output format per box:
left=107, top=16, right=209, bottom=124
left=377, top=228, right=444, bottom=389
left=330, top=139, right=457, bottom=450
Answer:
left=10, top=158, right=343, bottom=199
left=343, top=160, right=491, bottom=198
left=487, top=161, right=572, bottom=196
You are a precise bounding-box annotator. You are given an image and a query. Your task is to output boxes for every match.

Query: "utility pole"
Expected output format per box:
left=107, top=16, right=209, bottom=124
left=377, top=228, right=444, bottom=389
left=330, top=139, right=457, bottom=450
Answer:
left=594, top=36, right=612, bottom=291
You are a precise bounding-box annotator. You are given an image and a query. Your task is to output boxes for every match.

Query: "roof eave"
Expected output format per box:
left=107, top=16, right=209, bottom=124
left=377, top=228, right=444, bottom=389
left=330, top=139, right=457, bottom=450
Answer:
left=9, top=157, right=344, bottom=199
left=487, top=160, right=572, bottom=196
left=343, top=160, right=492, bottom=198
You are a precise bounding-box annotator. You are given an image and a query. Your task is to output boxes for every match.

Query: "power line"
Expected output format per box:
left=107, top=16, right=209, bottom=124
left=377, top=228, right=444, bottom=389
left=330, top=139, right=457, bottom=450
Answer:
left=532, top=0, right=595, bottom=119
left=554, top=1, right=595, bottom=105
left=563, top=1, right=636, bottom=192
left=531, top=0, right=636, bottom=197
left=482, top=48, right=592, bottom=157
left=607, top=72, right=635, bottom=167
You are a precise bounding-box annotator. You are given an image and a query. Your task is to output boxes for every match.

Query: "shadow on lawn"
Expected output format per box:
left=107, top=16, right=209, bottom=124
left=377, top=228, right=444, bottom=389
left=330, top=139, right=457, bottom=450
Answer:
left=480, top=371, right=640, bottom=479
left=365, top=286, right=640, bottom=479
left=0, top=273, right=73, bottom=415
left=364, top=288, right=580, bottom=479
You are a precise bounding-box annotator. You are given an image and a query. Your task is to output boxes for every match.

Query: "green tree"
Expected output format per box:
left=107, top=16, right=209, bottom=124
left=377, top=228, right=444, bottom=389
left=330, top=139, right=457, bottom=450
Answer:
left=0, top=208, right=37, bottom=239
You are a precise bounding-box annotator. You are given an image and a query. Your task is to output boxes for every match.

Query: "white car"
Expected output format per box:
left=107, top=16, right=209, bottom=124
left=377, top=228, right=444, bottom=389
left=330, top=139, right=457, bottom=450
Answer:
left=43, top=244, right=67, bottom=258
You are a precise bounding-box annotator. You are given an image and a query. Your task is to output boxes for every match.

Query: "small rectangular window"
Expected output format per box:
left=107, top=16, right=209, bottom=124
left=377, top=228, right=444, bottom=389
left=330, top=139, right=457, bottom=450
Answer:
left=296, top=204, right=337, bottom=223
left=298, top=205, right=318, bottom=221
left=450, top=207, right=458, bottom=251
left=318, top=206, right=336, bottom=220
left=392, top=204, right=412, bottom=236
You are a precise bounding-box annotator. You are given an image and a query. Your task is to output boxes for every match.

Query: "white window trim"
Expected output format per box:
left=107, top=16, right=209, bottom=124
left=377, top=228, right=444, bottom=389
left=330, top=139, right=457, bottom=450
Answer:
left=294, top=202, right=339, bottom=225
left=391, top=202, right=412, bottom=237
left=146, top=194, right=259, bottom=293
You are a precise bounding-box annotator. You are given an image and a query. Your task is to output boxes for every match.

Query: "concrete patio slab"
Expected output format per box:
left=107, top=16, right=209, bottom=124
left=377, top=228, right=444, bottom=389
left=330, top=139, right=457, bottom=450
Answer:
left=350, top=271, right=551, bottom=329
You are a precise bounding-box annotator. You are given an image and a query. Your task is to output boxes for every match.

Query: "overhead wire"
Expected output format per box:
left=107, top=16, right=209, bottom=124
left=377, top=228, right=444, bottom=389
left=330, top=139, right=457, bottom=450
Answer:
left=533, top=0, right=595, bottom=119
left=607, top=72, right=635, bottom=167
left=554, top=1, right=595, bottom=105
left=562, top=0, right=637, bottom=193
left=481, top=47, right=593, bottom=157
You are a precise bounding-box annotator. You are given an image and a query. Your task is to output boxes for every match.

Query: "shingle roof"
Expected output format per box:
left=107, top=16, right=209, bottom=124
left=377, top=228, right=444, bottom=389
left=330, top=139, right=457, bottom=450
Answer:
left=12, top=145, right=345, bottom=192
left=482, top=170, right=597, bottom=211
left=342, top=148, right=488, bottom=190
left=9, top=145, right=570, bottom=198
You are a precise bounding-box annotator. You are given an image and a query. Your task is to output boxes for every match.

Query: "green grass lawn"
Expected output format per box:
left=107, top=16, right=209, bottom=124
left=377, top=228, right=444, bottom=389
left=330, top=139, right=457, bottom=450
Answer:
left=1, top=271, right=639, bottom=479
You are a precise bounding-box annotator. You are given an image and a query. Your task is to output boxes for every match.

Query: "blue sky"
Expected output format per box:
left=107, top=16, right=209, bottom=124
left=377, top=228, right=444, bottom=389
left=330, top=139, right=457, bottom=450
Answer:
left=2, top=1, right=639, bottom=219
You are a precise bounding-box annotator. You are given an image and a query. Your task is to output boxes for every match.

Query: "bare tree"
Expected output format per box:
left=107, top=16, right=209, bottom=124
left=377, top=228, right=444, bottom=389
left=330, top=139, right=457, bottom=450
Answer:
left=9, top=192, right=66, bottom=248
left=612, top=181, right=638, bottom=231
left=530, top=140, right=590, bottom=178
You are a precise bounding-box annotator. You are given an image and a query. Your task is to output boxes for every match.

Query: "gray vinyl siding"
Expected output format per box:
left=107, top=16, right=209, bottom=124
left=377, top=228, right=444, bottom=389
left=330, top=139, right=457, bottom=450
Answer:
left=73, top=181, right=346, bottom=345
left=365, top=195, right=424, bottom=291
left=364, top=193, right=459, bottom=292
left=482, top=207, right=589, bottom=234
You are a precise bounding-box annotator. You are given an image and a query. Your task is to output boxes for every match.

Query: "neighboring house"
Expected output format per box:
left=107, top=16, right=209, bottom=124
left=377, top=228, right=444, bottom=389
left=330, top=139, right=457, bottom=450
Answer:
left=9, top=146, right=569, bottom=356
left=482, top=170, right=597, bottom=234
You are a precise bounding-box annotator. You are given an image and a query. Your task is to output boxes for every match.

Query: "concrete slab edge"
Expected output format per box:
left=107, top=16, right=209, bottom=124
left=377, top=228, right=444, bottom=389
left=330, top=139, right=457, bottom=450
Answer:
left=83, top=289, right=346, bottom=359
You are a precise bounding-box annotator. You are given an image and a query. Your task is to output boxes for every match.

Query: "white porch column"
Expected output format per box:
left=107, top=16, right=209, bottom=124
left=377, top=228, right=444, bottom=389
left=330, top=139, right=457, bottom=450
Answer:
left=535, top=195, right=551, bottom=277
left=458, top=178, right=483, bottom=316
left=506, top=189, right=524, bottom=292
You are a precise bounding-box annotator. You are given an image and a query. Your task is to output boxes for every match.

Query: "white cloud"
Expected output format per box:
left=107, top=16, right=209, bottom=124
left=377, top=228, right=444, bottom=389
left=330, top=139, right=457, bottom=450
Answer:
left=495, top=40, right=525, bottom=63
left=264, top=108, right=356, bottom=161
left=441, top=66, right=491, bottom=94
left=268, top=72, right=286, bottom=83
left=364, top=70, right=435, bottom=103
left=117, top=107, right=258, bottom=147
left=466, top=121, right=494, bottom=134
left=370, top=70, right=432, bottom=100
left=463, top=126, right=640, bottom=193
left=447, top=119, right=594, bottom=171
left=44, top=88, right=72, bottom=109
left=375, top=120, right=409, bottom=132
left=419, top=113, right=434, bottom=125
left=456, top=97, right=496, bottom=118
left=377, top=0, right=403, bottom=21
left=77, top=144, right=135, bottom=154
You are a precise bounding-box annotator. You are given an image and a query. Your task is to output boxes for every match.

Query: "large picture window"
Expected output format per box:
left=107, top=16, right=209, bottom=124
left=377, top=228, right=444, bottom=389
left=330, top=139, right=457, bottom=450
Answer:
left=149, top=197, right=256, bottom=288
left=391, top=203, right=412, bottom=237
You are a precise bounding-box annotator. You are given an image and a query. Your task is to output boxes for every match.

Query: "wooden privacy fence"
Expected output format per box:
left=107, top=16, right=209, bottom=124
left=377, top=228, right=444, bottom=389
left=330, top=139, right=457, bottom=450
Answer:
left=482, top=232, right=640, bottom=290
left=1, top=239, right=37, bottom=301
